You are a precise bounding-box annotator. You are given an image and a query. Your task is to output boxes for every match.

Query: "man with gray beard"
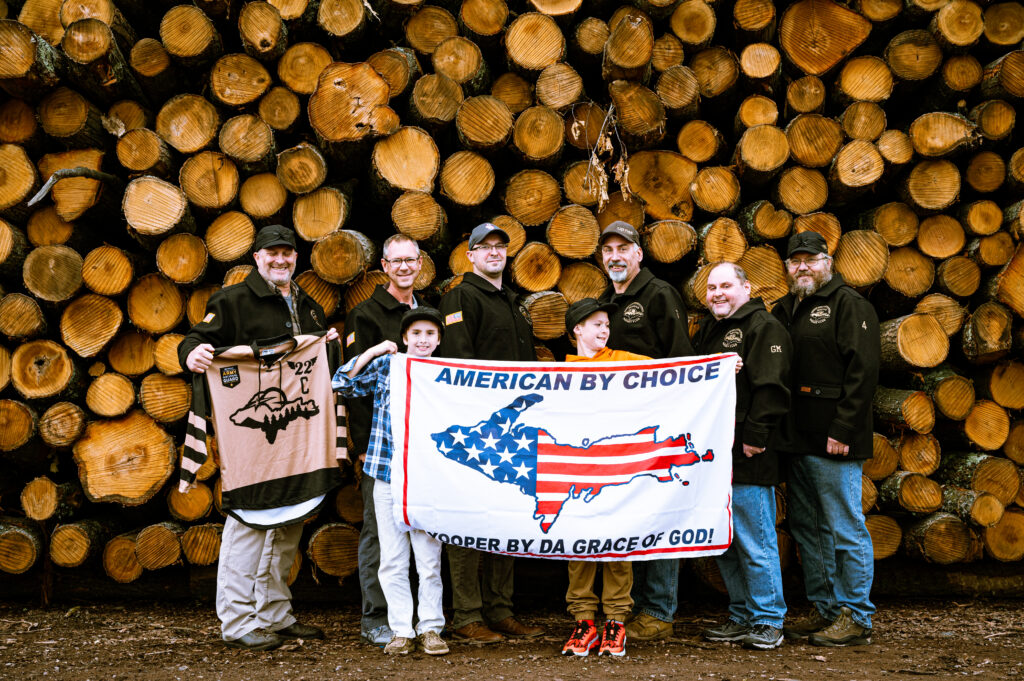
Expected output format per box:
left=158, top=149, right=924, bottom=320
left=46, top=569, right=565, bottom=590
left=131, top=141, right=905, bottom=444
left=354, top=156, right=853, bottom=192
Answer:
left=771, top=232, right=879, bottom=647
left=597, top=221, right=693, bottom=642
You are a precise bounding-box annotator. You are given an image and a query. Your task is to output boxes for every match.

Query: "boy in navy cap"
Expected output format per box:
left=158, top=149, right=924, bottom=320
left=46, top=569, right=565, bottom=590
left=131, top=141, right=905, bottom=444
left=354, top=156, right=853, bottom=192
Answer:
left=333, top=308, right=450, bottom=656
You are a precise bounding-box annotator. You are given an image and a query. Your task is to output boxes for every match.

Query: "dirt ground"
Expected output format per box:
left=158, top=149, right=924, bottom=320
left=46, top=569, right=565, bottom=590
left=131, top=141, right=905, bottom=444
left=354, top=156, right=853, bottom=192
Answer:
left=1, top=598, right=1022, bottom=681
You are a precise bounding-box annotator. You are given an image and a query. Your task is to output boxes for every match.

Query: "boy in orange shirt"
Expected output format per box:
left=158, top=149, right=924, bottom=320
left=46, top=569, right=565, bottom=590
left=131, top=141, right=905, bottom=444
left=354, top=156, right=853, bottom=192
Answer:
left=561, top=298, right=650, bottom=657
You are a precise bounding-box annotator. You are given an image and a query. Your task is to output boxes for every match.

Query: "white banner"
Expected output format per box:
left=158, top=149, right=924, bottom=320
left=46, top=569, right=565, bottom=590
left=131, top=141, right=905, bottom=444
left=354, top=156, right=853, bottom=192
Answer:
left=389, top=353, right=738, bottom=561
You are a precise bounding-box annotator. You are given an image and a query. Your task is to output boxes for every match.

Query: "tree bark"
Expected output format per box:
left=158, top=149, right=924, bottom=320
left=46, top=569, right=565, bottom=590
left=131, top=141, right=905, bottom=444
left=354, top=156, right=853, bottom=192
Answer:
left=937, top=451, right=1021, bottom=506
left=0, top=517, right=44, bottom=574
left=902, top=512, right=974, bottom=564
left=872, top=386, right=935, bottom=434
left=942, top=486, right=1005, bottom=528
left=879, top=471, right=943, bottom=514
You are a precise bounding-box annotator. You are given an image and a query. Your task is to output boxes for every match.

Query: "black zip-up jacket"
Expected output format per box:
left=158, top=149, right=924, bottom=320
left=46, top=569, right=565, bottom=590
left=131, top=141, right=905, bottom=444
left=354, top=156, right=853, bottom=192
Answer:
left=438, top=272, right=535, bottom=361
left=693, top=298, right=791, bottom=485
left=343, top=284, right=419, bottom=456
left=599, top=268, right=694, bottom=359
left=771, top=274, right=880, bottom=460
left=178, top=269, right=339, bottom=370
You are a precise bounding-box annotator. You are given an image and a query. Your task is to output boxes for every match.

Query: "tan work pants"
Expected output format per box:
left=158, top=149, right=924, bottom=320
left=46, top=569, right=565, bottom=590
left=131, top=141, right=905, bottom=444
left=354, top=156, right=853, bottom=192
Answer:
left=566, top=560, right=634, bottom=621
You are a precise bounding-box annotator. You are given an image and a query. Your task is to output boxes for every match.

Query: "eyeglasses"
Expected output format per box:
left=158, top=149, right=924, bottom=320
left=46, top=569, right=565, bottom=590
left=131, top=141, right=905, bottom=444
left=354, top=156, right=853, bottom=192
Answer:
left=470, top=243, right=507, bottom=253
left=785, top=255, right=829, bottom=269
left=384, top=257, right=420, bottom=266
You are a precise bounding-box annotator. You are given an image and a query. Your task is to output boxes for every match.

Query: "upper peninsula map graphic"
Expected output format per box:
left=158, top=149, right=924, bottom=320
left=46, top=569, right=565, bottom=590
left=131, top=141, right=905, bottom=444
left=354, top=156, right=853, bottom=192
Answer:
left=230, top=386, right=319, bottom=444
left=431, top=394, right=715, bottom=532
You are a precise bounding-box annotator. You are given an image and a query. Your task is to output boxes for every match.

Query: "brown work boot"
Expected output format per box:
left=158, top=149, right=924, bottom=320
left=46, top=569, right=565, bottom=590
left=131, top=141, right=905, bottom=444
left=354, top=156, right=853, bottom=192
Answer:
left=489, top=616, right=544, bottom=638
left=624, top=613, right=673, bottom=641
left=453, top=621, right=504, bottom=644
left=808, top=607, right=872, bottom=647
left=783, top=609, right=833, bottom=640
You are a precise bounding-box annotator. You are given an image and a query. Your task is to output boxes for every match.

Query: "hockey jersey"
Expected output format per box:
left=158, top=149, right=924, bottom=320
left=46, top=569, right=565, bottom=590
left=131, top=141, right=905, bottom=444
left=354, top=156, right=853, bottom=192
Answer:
left=180, top=333, right=345, bottom=527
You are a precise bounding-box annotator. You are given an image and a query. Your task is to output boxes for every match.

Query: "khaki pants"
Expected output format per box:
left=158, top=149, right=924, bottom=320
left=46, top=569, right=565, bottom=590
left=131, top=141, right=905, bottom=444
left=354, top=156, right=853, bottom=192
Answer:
left=447, top=546, right=514, bottom=629
left=216, top=516, right=302, bottom=640
left=566, top=560, right=633, bottom=621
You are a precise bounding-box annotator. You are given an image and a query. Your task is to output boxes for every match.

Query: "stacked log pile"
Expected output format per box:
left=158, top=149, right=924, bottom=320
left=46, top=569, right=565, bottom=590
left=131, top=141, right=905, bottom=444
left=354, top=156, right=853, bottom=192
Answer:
left=2, top=0, right=1024, bottom=594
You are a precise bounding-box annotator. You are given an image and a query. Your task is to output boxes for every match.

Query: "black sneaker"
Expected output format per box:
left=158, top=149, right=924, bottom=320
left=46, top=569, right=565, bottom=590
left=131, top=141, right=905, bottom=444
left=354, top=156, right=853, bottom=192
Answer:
left=703, top=620, right=750, bottom=642
left=742, top=624, right=784, bottom=650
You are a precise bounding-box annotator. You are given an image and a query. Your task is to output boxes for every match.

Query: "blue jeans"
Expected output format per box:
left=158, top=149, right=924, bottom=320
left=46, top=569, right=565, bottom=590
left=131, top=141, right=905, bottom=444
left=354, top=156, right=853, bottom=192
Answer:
left=787, top=456, right=874, bottom=629
left=631, top=558, right=678, bottom=622
left=716, top=484, right=786, bottom=628
left=358, top=476, right=389, bottom=631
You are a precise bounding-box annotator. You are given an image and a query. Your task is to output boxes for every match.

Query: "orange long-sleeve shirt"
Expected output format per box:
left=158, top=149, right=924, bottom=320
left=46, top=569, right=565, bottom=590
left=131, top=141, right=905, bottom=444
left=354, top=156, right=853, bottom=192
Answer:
left=565, top=346, right=651, bottom=363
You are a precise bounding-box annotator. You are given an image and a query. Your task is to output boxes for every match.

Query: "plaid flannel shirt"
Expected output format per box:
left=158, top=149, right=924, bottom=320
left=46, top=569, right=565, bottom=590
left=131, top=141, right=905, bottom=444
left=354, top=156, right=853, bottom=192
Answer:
left=332, top=354, right=394, bottom=483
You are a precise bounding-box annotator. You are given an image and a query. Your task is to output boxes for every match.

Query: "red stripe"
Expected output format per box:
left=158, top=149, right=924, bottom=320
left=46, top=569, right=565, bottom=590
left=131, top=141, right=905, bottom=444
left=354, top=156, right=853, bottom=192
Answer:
left=536, top=501, right=566, bottom=514
left=408, top=354, right=732, bottom=373
left=497, top=544, right=732, bottom=559
left=537, top=440, right=692, bottom=457
left=537, top=430, right=696, bottom=458
left=535, top=476, right=675, bottom=495
left=536, top=453, right=699, bottom=478
left=402, top=356, right=412, bottom=526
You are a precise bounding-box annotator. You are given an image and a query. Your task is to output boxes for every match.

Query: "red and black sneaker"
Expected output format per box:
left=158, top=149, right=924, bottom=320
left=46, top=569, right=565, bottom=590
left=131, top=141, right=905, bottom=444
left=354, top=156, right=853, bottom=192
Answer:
left=562, top=620, right=599, bottom=657
left=599, top=619, right=627, bottom=657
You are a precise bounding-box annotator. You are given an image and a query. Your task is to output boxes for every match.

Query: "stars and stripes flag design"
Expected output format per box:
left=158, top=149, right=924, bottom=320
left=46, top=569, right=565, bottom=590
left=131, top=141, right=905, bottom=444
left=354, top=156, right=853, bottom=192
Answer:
left=430, top=393, right=715, bottom=533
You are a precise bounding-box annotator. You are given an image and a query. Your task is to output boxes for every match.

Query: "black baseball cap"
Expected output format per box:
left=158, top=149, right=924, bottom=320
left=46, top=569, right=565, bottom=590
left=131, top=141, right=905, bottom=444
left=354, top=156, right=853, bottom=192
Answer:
left=468, top=222, right=510, bottom=249
left=599, top=220, right=640, bottom=245
left=400, top=306, right=444, bottom=337
left=565, top=298, right=618, bottom=332
left=252, top=224, right=297, bottom=253
left=787, top=231, right=828, bottom=258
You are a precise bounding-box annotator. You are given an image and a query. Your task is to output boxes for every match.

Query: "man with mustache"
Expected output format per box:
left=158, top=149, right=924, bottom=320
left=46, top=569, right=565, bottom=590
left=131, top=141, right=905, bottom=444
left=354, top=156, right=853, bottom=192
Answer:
left=597, top=221, right=694, bottom=642
left=180, top=225, right=339, bottom=651
left=771, top=231, right=879, bottom=647
left=438, top=222, right=544, bottom=644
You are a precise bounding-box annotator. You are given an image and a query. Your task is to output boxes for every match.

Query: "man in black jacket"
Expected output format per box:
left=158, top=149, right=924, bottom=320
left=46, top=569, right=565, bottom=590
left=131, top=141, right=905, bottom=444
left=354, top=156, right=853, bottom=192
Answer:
left=180, top=225, right=338, bottom=651
left=438, top=222, right=542, bottom=644
left=695, top=263, right=790, bottom=651
left=343, top=234, right=422, bottom=647
left=597, top=221, right=693, bottom=642
left=771, top=232, right=879, bottom=647
left=598, top=221, right=694, bottom=359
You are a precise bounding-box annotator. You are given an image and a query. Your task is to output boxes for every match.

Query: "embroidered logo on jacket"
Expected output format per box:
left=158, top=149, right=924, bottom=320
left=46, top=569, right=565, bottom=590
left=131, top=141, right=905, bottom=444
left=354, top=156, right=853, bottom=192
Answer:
left=445, top=311, right=463, bottom=325
left=723, top=329, right=743, bottom=348
left=623, top=302, right=644, bottom=323
left=810, top=305, right=831, bottom=324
